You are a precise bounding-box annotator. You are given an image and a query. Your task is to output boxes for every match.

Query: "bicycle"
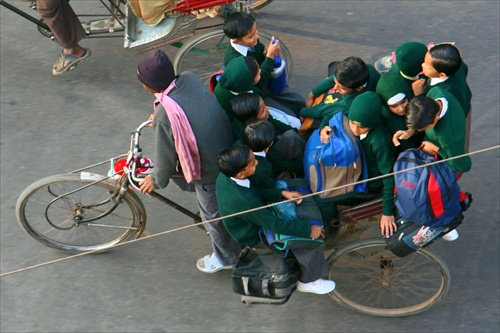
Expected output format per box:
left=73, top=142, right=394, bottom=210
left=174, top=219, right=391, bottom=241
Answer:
left=0, top=0, right=292, bottom=82
left=16, top=120, right=451, bottom=317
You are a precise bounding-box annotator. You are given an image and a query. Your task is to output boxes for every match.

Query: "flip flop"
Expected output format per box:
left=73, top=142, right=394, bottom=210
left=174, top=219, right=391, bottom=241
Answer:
left=196, top=253, right=233, bottom=273
left=52, top=48, right=91, bottom=76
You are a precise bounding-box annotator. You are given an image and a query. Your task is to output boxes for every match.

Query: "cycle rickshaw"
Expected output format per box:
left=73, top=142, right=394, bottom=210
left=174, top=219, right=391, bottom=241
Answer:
left=16, top=119, right=455, bottom=317
left=0, top=0, right=293, bottom=82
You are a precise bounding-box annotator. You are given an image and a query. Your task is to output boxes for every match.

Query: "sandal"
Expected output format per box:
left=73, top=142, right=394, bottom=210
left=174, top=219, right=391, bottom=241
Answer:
left=196, top=253, right=233, bottom=273
left=52, top=48, right=91, bottom=76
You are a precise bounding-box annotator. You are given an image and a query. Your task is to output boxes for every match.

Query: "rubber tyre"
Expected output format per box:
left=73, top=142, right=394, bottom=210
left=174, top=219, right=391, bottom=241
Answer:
left=173, top=29, right=293, bottom=82
left=16, top=173, right=146, bottom=253
left=326, top=238, right=451, bottom=317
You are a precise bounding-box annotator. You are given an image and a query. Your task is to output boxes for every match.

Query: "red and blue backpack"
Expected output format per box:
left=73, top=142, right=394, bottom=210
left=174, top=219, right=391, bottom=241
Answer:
left=394, top=148, right=462, bottom=227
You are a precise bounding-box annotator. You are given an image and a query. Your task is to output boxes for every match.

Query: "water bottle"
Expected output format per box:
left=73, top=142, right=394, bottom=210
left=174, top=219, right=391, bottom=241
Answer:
left=268, top=39, right=287, bottom=94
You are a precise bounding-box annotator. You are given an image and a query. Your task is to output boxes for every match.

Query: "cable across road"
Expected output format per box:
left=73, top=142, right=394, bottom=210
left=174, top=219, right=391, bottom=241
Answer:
left=1, top=144, right=498, bottom=278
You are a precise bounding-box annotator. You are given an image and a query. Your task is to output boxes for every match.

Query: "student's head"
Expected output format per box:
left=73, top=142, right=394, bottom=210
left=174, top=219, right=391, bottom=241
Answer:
left=219, top=57, right=260, bottom=92
left=137, top=50, right=176, bottom=93
left=422, top=44, right=462, bottom=78
left=218, top=145, right=258, bottom=179
left=245, top=56, right=261, bottom=84
left=405, top=95, right=441, bottom=131
left=243, top=120, right=276, bottom=152
left=386, top=93, right=408, bottom=116
left=231, top=93, right=269, bottom=122
left=334, top=57, right=369, bottom=95
left=347, top=92, right=382, bottom=136
left=395, top=41, right=428, bottom=78
left=223, top=12, right=259, bottom=47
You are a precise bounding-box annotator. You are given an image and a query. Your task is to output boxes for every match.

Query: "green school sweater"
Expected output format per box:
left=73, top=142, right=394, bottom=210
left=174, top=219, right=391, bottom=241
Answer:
left=425, top=87, right=471, bottom=173
left=425, top=61, right=471, bottom=115
left=216, top=173, right=311, bottom=246
left=301, top=64, right=381, bottom=129
left=359, top=124, right=397, bottom=216
left=214, top=57, right=262, bottom=120
left=224, top=40, right=275, bottom=93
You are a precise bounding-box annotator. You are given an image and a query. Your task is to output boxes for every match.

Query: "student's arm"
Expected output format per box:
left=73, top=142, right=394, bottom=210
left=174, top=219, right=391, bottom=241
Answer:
left=438, top=141, right=472, bottom=173
left=268, top=116, right=295, bottom=134
left=311, top=75, right=336, bottom=97
left=374, top=142, right=397, bottom=236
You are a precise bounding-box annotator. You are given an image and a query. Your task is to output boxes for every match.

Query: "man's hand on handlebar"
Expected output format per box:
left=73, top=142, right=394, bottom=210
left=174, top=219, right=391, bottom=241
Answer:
left=139, top=174, right=155, bottom=194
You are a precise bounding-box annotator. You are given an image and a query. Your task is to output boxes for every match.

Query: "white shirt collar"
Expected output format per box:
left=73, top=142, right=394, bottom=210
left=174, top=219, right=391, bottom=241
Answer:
left=231, top=177, right=250, bottom=188
left=254, top=151, right=266, bottom=158
left=435, top=97, right=449, bottom=118
left=230, top=40, right=251, bottom=57
left=360, top=133, right=368, bottom=140
left=430, top=76, right=449, bottom=86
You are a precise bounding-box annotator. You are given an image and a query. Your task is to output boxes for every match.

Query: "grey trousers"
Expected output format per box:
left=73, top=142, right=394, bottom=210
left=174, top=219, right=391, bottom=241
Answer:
left=291, top=246, right=329, bottom=283
left=273, top=129, right=306, bottom=161
left=195, top=183, right=242, bottom=266
left=36, top=0, right=86, bottom=49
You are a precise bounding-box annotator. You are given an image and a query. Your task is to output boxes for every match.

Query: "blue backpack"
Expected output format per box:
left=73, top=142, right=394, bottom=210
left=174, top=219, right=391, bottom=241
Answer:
left=304, top=112, right=368, bottom=199
left=394, top=148, right=461, bottom=227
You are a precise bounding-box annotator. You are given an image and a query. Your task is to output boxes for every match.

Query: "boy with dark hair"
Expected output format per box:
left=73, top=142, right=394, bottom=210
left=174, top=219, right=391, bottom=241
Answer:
left=415, top=43, right=472, bottom=114
left=223, top=12, right=305, bottom=116
left=300, top=56, right=381, bottom=131
left=232, top=93, right=305, bottom=177
left=216, top=145, right=336, bottom=294
left=397, top=89, right=471, bottom=174
left=136, top=50, right=241, bottom=274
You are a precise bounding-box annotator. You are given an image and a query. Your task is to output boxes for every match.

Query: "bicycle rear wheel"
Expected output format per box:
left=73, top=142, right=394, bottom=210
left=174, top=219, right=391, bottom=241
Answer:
left=173, top=29, right=293, bottom=82
left=16, top=173, right=146, bottom=253
left=326, top=238, right=450, bottom=317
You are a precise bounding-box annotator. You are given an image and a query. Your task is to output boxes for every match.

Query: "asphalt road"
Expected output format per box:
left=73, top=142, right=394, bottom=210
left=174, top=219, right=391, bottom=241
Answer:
left=1, top=1, right=499, bottom=332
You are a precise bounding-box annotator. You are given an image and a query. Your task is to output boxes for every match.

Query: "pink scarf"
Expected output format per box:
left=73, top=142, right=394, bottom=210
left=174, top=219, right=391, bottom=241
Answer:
left=154, top=80, right=201, bottom=183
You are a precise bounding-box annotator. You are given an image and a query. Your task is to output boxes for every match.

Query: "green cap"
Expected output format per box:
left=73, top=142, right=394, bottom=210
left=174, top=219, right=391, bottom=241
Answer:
left=348, top=91, right=382, bottom=129
left=395, top=41, right=428, bottom=77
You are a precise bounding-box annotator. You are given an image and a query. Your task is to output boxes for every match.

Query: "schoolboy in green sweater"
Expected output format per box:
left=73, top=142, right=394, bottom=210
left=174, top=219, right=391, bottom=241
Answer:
left=320, top=92, right=398, bottom=237
left=214, top=56, right=260, bottom=121
left=231, top=93, right=305, bottom=176
left=223, top=12, right=305, bottom=116
left=300, top=56, right=381, bottom=130
left=416, top=43, right=472, bottom=115
left=216, top=145, right=336, bottom=294
left=398, top=89, right=471, bottom=174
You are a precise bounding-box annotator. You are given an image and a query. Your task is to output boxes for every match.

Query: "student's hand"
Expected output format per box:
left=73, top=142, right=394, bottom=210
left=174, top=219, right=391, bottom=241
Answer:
left=281, top=190, right=303, bottom=204
left=411, top=79, right=426, bottom=96
left=266, top=37, right=281, bottom=59
left=305, top=92, right=315, bottom=107
left=392, top=129, right=414, bottom=146
left=139, top=174, right=155, bottom=194
left=310, top=225, right=325, bottom=239
left=380, top=215, right=397, bottom=237
left=421, top=141, right=439, bottom=155
left=320, top=126, right=332, bottom=143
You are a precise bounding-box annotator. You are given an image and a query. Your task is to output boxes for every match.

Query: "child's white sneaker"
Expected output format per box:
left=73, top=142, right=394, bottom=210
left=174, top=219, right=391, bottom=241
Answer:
left=297, top=279, right=336, bottom=294
left=442, top=229, right=459, bottom=241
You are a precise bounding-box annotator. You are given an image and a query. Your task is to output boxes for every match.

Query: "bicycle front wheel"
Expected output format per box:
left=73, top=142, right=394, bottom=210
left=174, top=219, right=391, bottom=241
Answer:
left=173, top=30, right=293, bottom=82
left=16, top=173, right=146, bottom=253
left=327, top=238, right=450, bottom=317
